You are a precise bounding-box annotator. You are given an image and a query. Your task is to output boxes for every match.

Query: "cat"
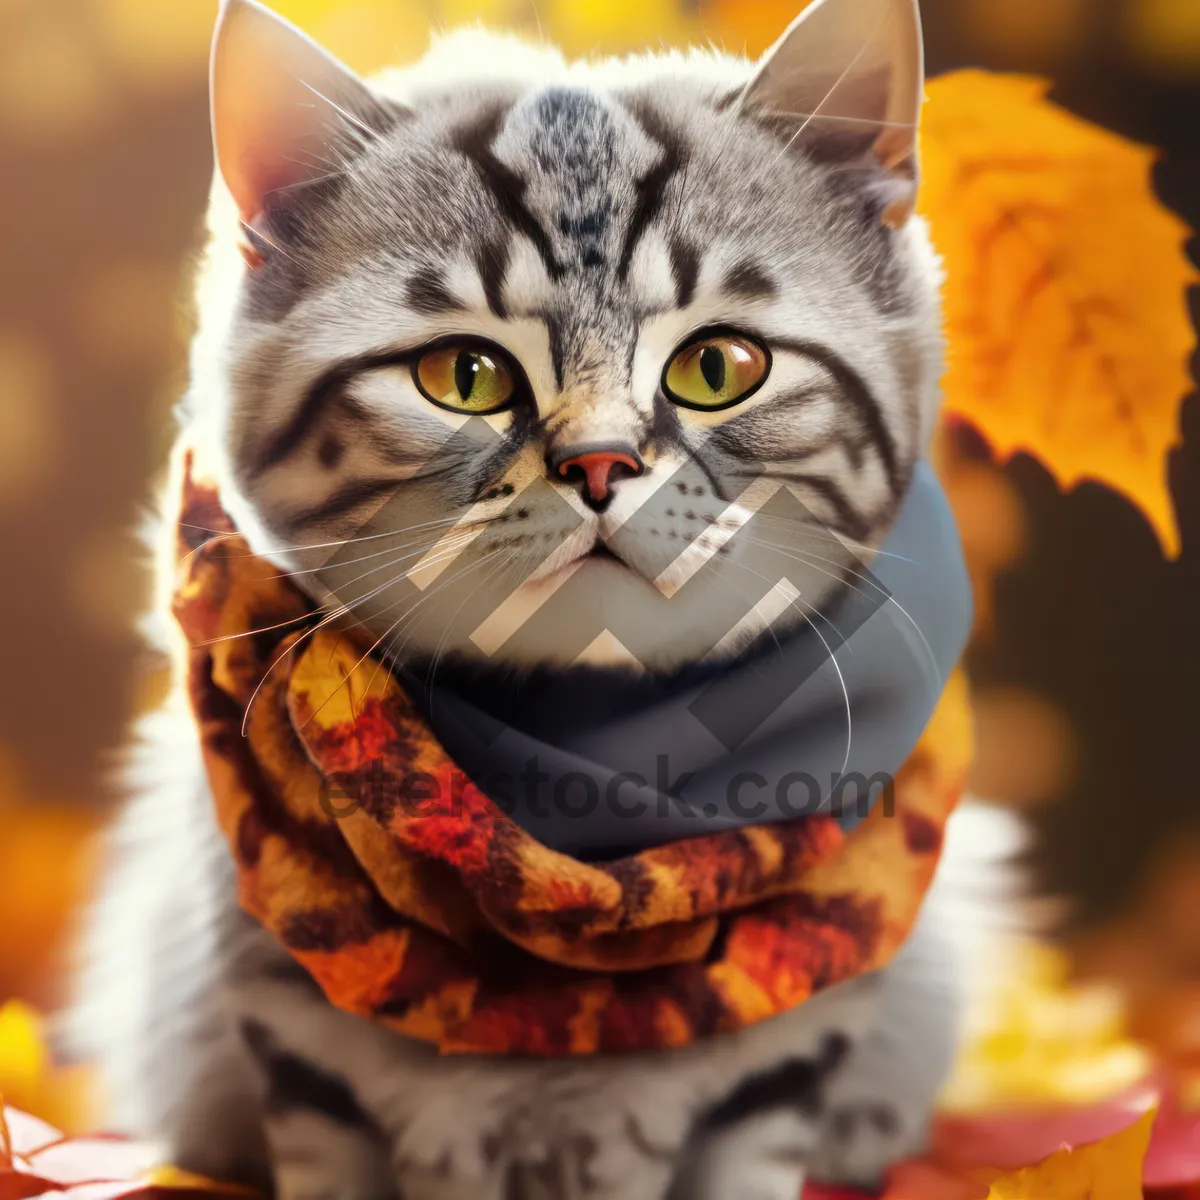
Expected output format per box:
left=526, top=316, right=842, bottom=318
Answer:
left=67, top=0, right=1006, bottom=1196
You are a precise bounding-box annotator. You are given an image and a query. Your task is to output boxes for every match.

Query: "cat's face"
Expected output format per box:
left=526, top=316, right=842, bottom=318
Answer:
left=197, top=0, right=942, bottom=672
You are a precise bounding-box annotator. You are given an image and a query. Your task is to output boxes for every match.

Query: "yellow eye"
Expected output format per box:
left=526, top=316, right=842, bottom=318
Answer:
left=663, top=332, right=769, bottom=411
left=413, top=343, right=516, bottom=414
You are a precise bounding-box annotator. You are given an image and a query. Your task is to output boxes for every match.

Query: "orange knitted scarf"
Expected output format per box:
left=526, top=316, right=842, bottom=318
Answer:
left=173, top=455, right=971, bottom=1056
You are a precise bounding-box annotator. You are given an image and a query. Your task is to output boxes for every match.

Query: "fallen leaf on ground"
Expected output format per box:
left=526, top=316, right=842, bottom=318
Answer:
left=0, top=1102, right=257, bottom=1200
left=980, top=1106, right=1155, bottom=1198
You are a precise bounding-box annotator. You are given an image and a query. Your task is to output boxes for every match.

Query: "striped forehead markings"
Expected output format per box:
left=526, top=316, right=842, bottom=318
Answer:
left=529, top=87, right=618, bottom=270
left=616, top=102, right=686, bottom=283
left=453, top=106, right=566, bottom=285
left=452, top=95, right=688, bottom=295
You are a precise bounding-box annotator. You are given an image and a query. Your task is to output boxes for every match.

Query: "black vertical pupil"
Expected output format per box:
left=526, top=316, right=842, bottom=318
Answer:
left=454, top=352, right=479, bottom=400
left=699, top=345, right=726, bottom=392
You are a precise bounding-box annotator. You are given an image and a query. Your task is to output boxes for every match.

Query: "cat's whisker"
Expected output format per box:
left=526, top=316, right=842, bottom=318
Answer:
left=270, top=521, right=493, bottom=579
left=336, top=548, right=512, bottom=717
left=398, top=544, right=545, bottom=686
left=238, top=217, right=296, bottom=263
left=271, top=514, right=469, bottom=556
left=771, top=38, right=873, bottom=168
left=739, top=535, right=942, bottom=689
left=712, top=550, right=852, bottom=653
left=184, top=514, right=467, bottom=561
left=313, top=533, right=486, bottom=628
left=190, top=526, right=486, bottom=652
left=421, top=551, right=516, bottom=703
left=180, top=522, right=239, bottom=538
left=727, top=508, right=915, bottom=563
left=527, top=0, right=545, bottom=43
left=236, top=602, right=352, bottom=735
left=198, top=607, right=324, bottom=649
left=765, top=109, right=917, bottom=130
left=204, top=528, right=485, bottom=650
left=235, top=538, right=479, bottom=733
left=709, top=553, right=853, bottom=778
left=270, top=168, right=351, bottom=193
left=297, top=80, right=383, bottom=142
left=177, top=530, right=241, bottom=573
left=702, top=556, right=787, bottom=660
left=280, top=150, right=341, bottom=179
left=669, top=154, right=693, bottom=243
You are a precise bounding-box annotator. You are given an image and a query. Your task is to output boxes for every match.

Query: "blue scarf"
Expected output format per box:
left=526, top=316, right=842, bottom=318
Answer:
left=415, top=461, right=971, bottom=859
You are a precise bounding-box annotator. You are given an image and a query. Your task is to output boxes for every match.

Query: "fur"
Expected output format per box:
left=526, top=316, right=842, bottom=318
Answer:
left=68, top=5, right=1013, bottom=1197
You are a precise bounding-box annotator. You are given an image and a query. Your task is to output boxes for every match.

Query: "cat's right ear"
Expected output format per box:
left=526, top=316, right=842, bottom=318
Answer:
left=210, top=0, right=384, bottom=224
left=740, top=0, right=924, bottom=228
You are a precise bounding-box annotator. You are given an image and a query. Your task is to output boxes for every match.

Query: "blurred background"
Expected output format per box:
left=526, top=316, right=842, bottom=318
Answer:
left=0, top=0, right=1196, bottom=1132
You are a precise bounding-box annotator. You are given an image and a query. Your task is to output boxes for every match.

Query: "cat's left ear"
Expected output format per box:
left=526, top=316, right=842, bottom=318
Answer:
left=211, top=0, right=388, bottom=224
left=740, top=0, right=924, bottom=227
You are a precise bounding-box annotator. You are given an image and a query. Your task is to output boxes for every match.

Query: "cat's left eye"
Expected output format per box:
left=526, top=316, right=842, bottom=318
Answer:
left=663, top=331, right=769, bottom=412
left=413, top=342, right=516, bottom=414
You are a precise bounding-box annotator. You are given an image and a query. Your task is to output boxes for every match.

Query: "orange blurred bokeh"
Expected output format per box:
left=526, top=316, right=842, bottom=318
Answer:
left=0, top=0, right=1195, bottom=1139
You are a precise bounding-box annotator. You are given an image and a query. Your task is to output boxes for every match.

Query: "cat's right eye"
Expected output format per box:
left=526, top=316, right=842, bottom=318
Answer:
left=413, top=341, right=517, bottom=415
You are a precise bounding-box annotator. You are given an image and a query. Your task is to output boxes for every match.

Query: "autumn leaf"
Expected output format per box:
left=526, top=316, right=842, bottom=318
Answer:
left=870, top=1109, right=1158, bottom=1200
left=982, top=1106, right=1156, bottom=1199
left=0, top=1101, right=259, bottom=1200
left=920, top=71, right=1197, bottom=557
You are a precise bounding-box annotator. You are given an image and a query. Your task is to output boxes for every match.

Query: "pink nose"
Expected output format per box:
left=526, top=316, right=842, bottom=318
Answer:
left=555, top=447, right=643, bottom=504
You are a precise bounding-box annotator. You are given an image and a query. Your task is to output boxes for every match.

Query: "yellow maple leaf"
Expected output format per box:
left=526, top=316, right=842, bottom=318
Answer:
left=883, top=1109, right=1156, bottom=1200
left=982, top=1106, right=1155, bottom=1199
left=920, top=71, right=1197, bottom=557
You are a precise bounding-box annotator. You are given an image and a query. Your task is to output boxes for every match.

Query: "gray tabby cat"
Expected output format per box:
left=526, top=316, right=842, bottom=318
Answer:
left=69, top=0, right=1001, bottom=1195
